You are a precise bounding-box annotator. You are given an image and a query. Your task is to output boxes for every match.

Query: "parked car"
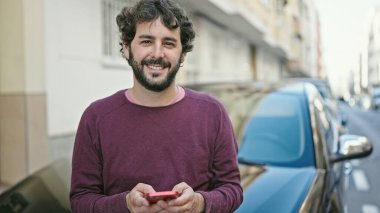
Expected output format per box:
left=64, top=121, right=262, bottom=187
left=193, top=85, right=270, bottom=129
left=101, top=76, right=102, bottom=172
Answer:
left=289, top=78, right=348, bottom=129
left=189, top=81, right=372, bottom=213
left=0, top=81, right=372, bottom=213
left=370, top=87, right=380, bottom=110
left=0, top=159, right=71, bottom=213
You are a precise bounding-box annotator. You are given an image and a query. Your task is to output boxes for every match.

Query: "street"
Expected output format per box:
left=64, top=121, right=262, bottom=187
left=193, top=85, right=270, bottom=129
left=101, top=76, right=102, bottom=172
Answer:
left=340, top=103, right=380, bottom=213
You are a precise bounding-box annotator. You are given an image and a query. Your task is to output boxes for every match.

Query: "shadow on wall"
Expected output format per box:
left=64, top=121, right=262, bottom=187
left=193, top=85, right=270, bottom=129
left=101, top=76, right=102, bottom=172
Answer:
left=49, top=134, right=76, bottom=162
left=0, top=159, right=71, bottom=213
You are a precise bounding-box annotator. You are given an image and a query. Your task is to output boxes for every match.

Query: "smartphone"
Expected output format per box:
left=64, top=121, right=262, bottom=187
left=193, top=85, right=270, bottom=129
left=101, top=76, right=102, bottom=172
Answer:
left=145, top=191, right=180, bottom=203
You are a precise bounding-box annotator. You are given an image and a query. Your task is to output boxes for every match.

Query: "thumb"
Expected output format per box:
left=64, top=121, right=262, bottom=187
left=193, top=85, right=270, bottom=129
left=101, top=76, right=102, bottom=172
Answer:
left=172, top=182, right=190, bottom=194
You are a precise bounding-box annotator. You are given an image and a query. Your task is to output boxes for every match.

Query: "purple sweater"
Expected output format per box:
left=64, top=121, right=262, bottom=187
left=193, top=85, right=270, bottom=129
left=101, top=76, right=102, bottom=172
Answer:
left=70, top=88, right=243, bottom=213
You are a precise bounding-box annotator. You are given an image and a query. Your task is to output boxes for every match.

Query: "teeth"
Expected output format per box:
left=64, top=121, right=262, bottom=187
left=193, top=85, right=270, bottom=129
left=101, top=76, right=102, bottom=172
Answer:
left=147, top=65, right=164, bottom=70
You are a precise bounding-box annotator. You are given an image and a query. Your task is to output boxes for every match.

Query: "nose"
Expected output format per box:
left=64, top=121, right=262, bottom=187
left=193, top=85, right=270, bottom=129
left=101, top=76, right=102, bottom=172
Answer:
left=151, top=44, right=165, bottom=59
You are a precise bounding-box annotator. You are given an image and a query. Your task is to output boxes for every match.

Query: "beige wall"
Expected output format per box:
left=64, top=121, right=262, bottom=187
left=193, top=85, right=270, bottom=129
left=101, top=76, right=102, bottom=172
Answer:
left=0, top=0, right=48, bottom=185
left=23, top=0, right=46, bottom=92
left=0, top=95, right=27, bottom=183
left=0, top=0, right=26, bottom=93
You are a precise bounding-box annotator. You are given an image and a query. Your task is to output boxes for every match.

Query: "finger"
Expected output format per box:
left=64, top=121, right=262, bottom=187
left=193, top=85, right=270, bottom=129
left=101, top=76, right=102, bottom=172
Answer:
left=146, top=203, right=166, bottom=213
left=128, top=191, right=149, bottom=208
left=171, top=182, right=189, bottom=193
left=130, top=183, right=156, bottom=207
left=168, top=189, right=193, bottom=206
left=155, top=200, right=170, bottom=210
left=134, top=195, right=150, bottom=207
left=134, top=183, right=156, bottom=205
left=135, top=183, right=156, bottom=194
left=165, top=203, right=191, bottom=213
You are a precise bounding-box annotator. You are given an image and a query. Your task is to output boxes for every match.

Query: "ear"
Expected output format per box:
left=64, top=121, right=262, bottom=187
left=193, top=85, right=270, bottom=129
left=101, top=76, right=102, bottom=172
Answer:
left=122, top=43, right=129, bottom=60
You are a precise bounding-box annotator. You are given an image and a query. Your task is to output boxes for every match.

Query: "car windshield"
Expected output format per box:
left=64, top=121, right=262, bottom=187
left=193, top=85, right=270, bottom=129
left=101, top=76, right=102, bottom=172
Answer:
left=314, top=83, right=333, bottom=101
left=237, top=92, right=314, bottom=167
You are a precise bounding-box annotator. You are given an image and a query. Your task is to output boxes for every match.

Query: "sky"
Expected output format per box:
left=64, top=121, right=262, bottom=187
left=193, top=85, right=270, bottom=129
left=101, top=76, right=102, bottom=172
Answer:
left=314, top=0, right=380, bottom=95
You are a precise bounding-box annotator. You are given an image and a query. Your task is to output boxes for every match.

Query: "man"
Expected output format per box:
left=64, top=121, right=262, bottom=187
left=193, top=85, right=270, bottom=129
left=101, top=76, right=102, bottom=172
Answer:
left=70, top=0, right=243, bottom=212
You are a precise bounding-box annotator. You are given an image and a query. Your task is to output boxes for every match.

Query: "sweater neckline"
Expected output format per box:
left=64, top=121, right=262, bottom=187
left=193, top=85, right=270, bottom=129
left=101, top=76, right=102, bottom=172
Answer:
left=121, top=87, right=187, bottom=109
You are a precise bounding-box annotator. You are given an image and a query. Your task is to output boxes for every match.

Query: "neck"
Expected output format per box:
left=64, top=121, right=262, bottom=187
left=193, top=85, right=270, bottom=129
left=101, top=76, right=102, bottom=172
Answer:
left=128, top=82, right=179, bottom=107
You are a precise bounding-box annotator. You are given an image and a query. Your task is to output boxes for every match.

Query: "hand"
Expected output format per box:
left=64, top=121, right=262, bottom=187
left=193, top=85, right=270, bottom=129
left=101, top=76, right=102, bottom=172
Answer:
left=156, top=182, right=205, bottom=213
left=126, top=183, right=166, bottom=213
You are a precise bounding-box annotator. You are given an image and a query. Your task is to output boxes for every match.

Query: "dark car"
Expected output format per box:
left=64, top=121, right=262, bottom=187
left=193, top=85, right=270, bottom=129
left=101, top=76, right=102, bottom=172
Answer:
left=289, top=78, right=348, bottom=129
left=189, top=81, right=372, bottom=213
left=0, top=159, right=71, bottom=212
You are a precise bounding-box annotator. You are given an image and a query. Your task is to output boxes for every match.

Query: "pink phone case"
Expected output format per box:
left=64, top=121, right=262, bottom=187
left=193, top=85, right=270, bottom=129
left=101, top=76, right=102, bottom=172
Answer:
left=145, top=191, right=180, bottom=203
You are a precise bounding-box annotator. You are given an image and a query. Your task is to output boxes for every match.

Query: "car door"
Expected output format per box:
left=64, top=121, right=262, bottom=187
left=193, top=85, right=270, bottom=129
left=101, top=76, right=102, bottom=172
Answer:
left=313, top=95, right=345, bottom=212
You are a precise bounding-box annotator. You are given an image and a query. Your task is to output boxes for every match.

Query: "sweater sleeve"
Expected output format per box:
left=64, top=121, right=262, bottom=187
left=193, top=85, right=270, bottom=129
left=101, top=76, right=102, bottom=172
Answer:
left=70, top=106, right=130, bottom=213
left=198, top=104, right=243, bottom=213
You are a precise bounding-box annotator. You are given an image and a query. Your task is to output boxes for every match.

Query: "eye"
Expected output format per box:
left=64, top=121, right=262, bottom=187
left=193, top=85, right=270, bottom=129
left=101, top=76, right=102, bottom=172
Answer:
left=140, top=40, right=152, bottom=46
left=164, top=42, right=176, bottom=48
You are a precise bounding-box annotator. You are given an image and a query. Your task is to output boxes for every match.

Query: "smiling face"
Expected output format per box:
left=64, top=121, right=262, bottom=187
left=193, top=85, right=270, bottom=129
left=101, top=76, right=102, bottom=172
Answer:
left=124, top=18, right=185, bottom=92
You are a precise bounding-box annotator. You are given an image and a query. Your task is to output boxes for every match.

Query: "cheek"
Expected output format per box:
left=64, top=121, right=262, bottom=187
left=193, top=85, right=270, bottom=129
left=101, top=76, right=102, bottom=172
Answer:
left=132, top=48, right=152, bottom=61
left=167, top=51, right=183, bottom=63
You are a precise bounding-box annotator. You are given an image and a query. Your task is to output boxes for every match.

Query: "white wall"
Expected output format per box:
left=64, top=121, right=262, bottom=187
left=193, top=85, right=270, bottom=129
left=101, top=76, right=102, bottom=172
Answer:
left=371, top=10, right=380, bottom=84
left=45, top=0, right=133, bottom=136
left=195, top=18, right=252, bottom=83
left=43, top=0, right=285, bottom=136
left=256, top=49, right=281, bottom=82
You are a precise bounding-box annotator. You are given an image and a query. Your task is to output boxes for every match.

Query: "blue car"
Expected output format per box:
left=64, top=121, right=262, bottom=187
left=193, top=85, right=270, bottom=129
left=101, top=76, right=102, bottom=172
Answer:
left=190, top=81, right=372, bottom=213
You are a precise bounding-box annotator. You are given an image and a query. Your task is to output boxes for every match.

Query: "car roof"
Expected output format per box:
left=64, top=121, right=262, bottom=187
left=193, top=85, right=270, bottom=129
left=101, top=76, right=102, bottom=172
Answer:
left=184, top=80, right=310, bottom=96
left=287, top=77, right=329, bottom=84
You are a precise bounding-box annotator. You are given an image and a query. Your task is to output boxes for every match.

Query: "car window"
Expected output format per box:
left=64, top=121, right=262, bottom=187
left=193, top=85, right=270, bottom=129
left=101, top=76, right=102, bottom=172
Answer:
left=314, top=83, right=333, bottom=101
left=237, top=92, right=314, bottom=167
left=313, top=97, right=336, bottom=153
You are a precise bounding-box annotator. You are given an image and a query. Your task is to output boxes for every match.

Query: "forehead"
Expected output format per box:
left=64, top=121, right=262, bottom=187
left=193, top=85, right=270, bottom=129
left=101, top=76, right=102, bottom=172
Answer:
left=135, top=19, right=181, bottom=39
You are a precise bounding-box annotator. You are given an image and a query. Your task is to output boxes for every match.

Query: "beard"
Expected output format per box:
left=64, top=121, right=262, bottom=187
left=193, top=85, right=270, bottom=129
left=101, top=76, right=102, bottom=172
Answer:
left=128, top=49, right=181, bottom=92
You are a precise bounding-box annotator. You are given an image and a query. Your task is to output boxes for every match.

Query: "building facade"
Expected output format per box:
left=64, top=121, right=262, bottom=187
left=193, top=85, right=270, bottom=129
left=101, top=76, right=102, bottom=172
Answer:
left=0, top=0, right=322, bottom=186
left=349, top=6, right=380, bottom=102
left=367, top=7, right=380, bottom=91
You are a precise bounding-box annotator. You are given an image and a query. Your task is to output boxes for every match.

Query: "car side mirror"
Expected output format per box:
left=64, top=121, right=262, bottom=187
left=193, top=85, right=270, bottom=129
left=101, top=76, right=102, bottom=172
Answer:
left=330, top=134, right=373, bottom=163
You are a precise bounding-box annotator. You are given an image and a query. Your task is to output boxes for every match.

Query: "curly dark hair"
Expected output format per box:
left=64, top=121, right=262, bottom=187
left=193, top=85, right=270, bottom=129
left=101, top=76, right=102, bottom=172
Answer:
left=116, top=0, right=195, bottom=54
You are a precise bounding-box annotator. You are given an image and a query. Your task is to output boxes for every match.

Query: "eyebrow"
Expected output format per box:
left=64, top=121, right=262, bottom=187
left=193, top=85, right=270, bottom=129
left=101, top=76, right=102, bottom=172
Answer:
left=138, top=34, right=178, bottom=43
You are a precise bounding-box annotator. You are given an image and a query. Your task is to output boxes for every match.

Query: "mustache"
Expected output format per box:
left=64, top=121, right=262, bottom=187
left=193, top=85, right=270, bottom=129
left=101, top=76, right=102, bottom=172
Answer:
left=141, top=58, right=171, bottom=68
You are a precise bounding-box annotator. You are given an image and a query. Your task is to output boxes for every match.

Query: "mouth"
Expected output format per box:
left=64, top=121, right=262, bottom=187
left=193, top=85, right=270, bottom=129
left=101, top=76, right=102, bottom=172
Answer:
left=146, top=64, right=165, bottom=71
left=142, top=58, right=170, bottom=71
left=144, top=64, right=168, bottom=78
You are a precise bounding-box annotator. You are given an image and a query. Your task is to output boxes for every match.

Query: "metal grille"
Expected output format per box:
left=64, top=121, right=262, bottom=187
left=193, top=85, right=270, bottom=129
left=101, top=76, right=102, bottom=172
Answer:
left=102, top=0, right=136, bottom=58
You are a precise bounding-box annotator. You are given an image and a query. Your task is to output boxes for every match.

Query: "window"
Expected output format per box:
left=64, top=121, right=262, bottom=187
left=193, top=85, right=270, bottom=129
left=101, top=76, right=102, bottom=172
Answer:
left=237, top=93, right=314, bottom=167
left=260, top=0, right=270, bottom=6
left=260, top=0, right=273, bottom=9
left=102, top=0, right=137, bottom=63
left=275, top=0, right=285, bottom=14
left=314, top=96, right=336, bottom=153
